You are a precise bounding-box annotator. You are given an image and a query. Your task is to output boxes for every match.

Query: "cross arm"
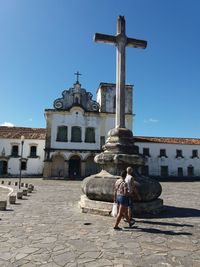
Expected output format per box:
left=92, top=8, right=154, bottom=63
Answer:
left=127, top=37, right=147, bottom=49
left=94, top=33, right=116, bottom=44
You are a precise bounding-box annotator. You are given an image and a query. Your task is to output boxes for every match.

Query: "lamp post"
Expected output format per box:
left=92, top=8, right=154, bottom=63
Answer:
left=19, top=135, right=25, bottom=189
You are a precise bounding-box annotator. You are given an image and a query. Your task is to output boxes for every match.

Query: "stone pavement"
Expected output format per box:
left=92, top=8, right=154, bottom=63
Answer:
left=0, top=178, right=200, bottom=267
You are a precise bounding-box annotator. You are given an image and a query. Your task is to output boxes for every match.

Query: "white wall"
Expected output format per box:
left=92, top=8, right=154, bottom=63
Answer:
left=50, top=108, right=101, bottom=150
left=136, top=141, right=200, bottom=177
left=49, top=107, right=120, bottom=151
left=0, top=138, right=45, bottom=176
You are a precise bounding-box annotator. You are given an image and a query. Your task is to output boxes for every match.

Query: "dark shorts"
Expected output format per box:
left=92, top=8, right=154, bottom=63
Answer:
left=128, top=196, right=134, bottom=209
left=117, top=195, right=129, bottom=207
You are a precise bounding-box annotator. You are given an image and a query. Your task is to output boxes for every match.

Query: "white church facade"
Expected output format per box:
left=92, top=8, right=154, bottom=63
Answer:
left=1, top=79, right=200, bottom=179
left=43, top=80, right=133, bottom=179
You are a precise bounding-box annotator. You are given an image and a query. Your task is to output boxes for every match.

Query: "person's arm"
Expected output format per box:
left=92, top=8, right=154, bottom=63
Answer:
left=113, top=182, right=118, bottom=202
left=131, top=177, right=141, bottom=201
left=113, top=188, right=117, bottom=202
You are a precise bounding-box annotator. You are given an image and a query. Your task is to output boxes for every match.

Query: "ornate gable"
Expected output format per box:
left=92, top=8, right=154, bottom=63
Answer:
left=53, top=81, right=100, bottom=112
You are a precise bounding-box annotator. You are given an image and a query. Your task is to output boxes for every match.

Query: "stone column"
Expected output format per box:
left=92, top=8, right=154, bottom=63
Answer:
left=64, top=160, right=69, bottom=179
left=43, top=161, right=52, bottom=178
left=81, top=161, right=86, bottom=178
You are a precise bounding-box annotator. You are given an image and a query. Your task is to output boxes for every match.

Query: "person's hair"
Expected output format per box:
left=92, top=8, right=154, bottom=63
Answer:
left=121, top=170, right=127, bottom=178
left=126, top=166, right=133, bottom=174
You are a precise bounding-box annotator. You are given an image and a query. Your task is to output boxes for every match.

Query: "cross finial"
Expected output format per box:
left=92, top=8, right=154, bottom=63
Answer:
left=74, top=71, right=82, bottom=83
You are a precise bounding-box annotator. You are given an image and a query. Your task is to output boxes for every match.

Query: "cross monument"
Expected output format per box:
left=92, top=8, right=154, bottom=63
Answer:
left=80, top=17, right=163, bottom=216
left=94, top=16, right=147, bottom=128
left=74, top=71, right=82, bottom=83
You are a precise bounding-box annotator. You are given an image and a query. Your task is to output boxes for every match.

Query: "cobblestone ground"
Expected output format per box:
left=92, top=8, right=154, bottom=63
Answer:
left=0, top=178, right=200, bottom=267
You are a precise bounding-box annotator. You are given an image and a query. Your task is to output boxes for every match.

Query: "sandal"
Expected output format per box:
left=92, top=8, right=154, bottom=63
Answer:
left=113, top=226, right=122, bottom=230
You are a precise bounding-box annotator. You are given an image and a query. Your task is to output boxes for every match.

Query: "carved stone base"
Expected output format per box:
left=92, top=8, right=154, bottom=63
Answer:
left=79, top=195, right=164, bottom=217
left=82, top=170, right=162, bottom=203
left=94, top=127, right=145, bottom=175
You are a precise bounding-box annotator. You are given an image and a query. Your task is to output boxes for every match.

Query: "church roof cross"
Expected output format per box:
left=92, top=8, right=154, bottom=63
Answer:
left=94, top=16, right=147, bottom=128
left=74, top=71, right=82, bottom=83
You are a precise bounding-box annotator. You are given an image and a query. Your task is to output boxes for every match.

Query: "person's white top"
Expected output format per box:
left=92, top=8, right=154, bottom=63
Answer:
left=125, top=174, right=133, bottom=194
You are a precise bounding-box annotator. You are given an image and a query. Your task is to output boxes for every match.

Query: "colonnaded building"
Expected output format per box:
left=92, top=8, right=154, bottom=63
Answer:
left=1, top=78, right=200, bottom=179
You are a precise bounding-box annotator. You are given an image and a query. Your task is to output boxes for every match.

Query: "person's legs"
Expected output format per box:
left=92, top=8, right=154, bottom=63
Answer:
left=114, top=204, right=124, bottom=229
left=114, top=196, right=134, bottom=229
left=128, top=196, right=134, bottom=221
left=122, top=206, right=131, bottom=224
left=123, top=197, right=135, bottom=227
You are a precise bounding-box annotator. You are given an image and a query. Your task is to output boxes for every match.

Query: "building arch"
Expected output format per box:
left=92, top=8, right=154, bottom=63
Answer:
left=69, top=155, right=81, bottom=178
left=51, top=153, right=65, bottom=177
left=85, top=154, right=98, bottom=176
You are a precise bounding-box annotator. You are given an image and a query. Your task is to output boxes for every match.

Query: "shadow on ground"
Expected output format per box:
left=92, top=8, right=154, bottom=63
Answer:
left=138, top=219, right=193, bottom=227
left=123, top=217, right=194, bottom=236
left=136, top=205, right=200, bottom=219
left=160, top=205, right=200, bottom=218
left=123, top=226, right=192, bottom=236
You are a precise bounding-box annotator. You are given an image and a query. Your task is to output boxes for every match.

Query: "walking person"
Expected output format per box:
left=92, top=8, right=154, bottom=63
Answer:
left=125, top=167, right=141, bottom=224
left=113, top=170, right=135, bottom=230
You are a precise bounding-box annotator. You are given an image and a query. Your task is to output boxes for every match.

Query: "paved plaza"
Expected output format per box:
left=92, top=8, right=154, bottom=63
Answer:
left=0, top=178, right=200, bottom=267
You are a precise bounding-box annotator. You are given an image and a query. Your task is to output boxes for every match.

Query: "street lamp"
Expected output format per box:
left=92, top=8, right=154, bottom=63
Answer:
left=19, top=135, right=25, bottom=189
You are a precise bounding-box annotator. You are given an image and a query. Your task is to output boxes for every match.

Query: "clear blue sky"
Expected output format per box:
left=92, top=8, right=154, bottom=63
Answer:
left=0, top=0, right=200, bottom=138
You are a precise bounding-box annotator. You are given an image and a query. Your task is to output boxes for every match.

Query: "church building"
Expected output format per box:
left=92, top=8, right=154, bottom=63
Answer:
left=43, top=77, right=133, bottom=179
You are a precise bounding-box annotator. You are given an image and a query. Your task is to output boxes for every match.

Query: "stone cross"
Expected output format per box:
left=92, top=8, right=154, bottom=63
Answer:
left=94, top=16, right=147, bottom=128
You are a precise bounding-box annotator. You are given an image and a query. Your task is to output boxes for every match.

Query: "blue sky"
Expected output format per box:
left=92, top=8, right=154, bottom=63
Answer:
left=0, top=0, right=200, bottom=138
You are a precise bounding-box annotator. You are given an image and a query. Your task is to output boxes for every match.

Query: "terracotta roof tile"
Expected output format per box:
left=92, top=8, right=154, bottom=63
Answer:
left=0, top=126, right=200, bottom=145
left=135, top=136, right=200, bottom=145
left=0, top=126, right=46, bottom=140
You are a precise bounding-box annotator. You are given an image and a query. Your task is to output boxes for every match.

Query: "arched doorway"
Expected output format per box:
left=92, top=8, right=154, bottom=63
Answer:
left=69, top=155, right=81, bottom=179
left=85, top=155, right=98, bottom=176
left=51, top=154, right=65, bottom=177
left=0, top=160, right=7, bottom=175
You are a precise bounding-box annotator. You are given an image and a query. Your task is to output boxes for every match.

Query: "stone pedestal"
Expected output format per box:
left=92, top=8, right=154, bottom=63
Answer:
left=81, top=127, right=164, bottom=216
left=17, top=191, right=23, bottom=199
left=22, top=189, right=28, bottom=196
left=0, top=200, right=7, bottom=211
left=79, top=195, right=163, bottom=216
left=28, top=188, right=32, bottom=193
left=82, top=170, right=162, bottom=203
left=28, top=184, right=34, bottom=190
left=9, top=195, right=16, bottom=204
